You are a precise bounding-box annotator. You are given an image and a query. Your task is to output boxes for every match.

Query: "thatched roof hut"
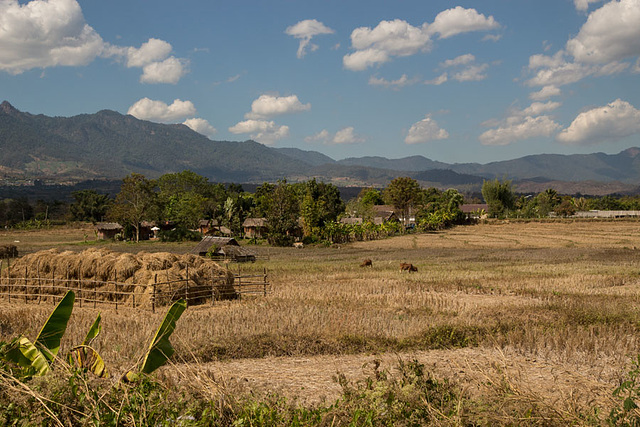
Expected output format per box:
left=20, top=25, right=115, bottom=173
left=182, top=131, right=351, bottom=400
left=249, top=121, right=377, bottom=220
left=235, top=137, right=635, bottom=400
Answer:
left=96, top=222, right=123, bottom=240
left=191, top=236, right=239, bottom=256
left=191, top=235, right=255, bottom=262
left=243, top=218, right=268, bottom=239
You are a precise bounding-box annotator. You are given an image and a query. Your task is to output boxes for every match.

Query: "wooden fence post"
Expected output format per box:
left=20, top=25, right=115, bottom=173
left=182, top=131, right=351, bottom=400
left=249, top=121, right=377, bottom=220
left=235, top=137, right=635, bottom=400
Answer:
left=210, top=267, right=215, bottom=306
left=24, top=266, right=28, bottom=304
left=37, top=260, right=41, bottom=305
left=7, top=258, right=11, bottom=303
left=152, top=274, right=157, bottom=314
left=78, top=269, right=82, bottom=308
left=114, top=268, right=118, bottom=312
left=263, top=267, right=267, bottom=297
left=51, top=267, right=55, bottom=305
left=185, top=264, right=189, bottom=307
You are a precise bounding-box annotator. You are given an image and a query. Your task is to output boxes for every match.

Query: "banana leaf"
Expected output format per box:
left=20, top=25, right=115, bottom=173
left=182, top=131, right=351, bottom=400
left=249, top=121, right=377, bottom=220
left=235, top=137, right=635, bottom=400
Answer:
left=82, top=313, right=102, bottom=346
left=35, top=291, right=75, bottom=363
left=69, top=345, right=108, bottom=378
left=2, top=336, right=50, bottom=377
left=140, top=299, right=186, bottom=375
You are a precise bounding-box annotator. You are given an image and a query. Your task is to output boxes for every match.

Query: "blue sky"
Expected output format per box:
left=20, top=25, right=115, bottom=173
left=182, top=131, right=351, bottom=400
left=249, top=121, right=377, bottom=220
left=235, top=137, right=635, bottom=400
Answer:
left=1, top=0, right=640, bottom=164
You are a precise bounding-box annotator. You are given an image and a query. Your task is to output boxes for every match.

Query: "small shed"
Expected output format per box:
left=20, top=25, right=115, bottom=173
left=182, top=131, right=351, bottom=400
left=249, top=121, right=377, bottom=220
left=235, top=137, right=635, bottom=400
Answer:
left=371, top=205, right=398, bottom=223
left=340, top=217, right=363, bottom=225
left=96, top=222, right=123, bottom=240
left=191, top=235, right=255, bottom=262
left=199, top=219, right=220, bottom=235
left=243, top=218, right=268, bottom=239
left=460, top=204, right=489, bottom=219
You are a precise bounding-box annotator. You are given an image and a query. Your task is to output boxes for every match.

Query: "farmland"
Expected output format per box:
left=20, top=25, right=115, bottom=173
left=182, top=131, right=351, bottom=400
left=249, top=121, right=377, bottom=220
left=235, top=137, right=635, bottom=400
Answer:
left=2, top=220, right=640, bottom=424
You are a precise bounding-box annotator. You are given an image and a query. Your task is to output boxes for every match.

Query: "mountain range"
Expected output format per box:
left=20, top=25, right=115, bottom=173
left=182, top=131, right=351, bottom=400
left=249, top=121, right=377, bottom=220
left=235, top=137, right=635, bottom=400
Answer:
left=1, top=101, right=640, bottom=195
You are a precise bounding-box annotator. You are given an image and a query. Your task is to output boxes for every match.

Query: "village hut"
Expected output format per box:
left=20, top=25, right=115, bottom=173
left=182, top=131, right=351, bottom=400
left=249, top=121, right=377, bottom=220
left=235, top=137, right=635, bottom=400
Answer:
left=95, top=222, right=123, bottom=240
left=371, top=205, right=399, bottom=224
left=340, top=217, right=363, bottom=225
left=191, top=235, right=255, bottom=262
left=460, top=204, right=489, bottom=219
left=198, top=219, right=221, bottom=234
left=243, top=218, right=268, bottom=239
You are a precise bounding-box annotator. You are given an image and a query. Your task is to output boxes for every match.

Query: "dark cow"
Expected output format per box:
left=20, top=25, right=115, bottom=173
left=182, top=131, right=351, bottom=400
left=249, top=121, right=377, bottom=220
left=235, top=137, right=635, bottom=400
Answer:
left=0, top=244, right=18, bottom=259
left=360, top=258, right=373, bottom=267
left=399, top=262, right=417, bottom=272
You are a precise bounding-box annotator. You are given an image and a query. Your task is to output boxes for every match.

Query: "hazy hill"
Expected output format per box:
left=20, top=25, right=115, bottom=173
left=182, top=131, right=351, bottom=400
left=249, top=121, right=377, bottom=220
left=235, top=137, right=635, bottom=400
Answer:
left=2, top=101, right=640, bottom=195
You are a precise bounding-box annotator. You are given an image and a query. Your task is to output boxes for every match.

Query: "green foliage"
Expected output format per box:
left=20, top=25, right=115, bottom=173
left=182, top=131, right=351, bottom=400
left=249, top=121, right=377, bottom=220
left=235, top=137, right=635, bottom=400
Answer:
left=107, top=173, right=157, bottom=242
left=266, top=180, right=300, bottom=246
left=299, top=178, right=344, bottom=236
left=609, top=355, right=640, bottom=425
left=158, top=226, right=202, bottom=242
left=383, top=177, right=422, bottom=226
left=481, top=178, right=515, bottom=218
left=69, top=189, right=112, bottom=222
left=128, top=299, right=187, bottom=379
left=35, top=291, right=75, bottom=363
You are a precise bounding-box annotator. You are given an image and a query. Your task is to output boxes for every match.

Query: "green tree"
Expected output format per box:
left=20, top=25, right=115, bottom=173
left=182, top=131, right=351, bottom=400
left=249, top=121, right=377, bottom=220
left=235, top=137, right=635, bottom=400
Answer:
left=156, top=171, right=213, bottom=228
left=69, top=190, right=112, bottom=223
left=299, top=179, right=344, bottom=236
left=481, top=178, right=515, bottom=218
left=107, top=173, right=157, bottom=242
left=266, top=180, right=300, bottom=246
left=383, top=177, right=422, bottom=227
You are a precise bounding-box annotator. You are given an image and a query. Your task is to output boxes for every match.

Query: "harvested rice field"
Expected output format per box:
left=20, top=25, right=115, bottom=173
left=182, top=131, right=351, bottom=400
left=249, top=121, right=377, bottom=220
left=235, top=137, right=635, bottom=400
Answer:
left=2, top=219, right=640, bottom=424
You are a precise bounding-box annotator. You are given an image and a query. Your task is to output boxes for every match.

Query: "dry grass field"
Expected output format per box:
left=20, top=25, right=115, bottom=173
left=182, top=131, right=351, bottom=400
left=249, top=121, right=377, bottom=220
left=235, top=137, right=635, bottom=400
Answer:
left=3, top=219, right=640, bottom=424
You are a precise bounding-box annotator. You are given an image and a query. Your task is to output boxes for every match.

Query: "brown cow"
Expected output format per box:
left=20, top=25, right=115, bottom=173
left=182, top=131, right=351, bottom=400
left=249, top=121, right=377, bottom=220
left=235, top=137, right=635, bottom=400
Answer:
left=360, top=258, right=372, bottom=267
left=400, top=262, right=417, bottom=272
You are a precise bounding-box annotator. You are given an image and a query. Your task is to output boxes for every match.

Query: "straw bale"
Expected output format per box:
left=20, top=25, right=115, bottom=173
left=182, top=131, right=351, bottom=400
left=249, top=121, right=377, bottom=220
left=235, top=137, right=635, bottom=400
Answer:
left=2, top=248, right=237, bottom=306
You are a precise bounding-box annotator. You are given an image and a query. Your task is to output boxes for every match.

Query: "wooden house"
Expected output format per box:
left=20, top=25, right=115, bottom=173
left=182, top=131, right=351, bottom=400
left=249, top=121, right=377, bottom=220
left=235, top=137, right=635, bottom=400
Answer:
left=198, top=219, right=220, bottom=235
left=243, top=218, right=268, bottom=239
left=96, top=222, right=123, bottom=240
left=191, top=235, right=255, bottom=262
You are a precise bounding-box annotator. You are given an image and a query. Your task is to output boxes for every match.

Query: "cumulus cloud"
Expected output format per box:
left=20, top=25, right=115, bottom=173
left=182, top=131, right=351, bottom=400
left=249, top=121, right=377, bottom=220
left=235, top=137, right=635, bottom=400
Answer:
left=441, top=54, right=475, bottom=68
left=305, top=128, right=364, bottom=144
left=479, top=101, right=562, bottom=145
left=140, top=56, right=188, bottom=84
left=424, top=73, right=448, bottom=85
left=452, top=63, right=489, bottom=81
left=526, top=0, right=640, bottom=88
left=245, top=94, right=311, bottom=119
left=567, top=0, right=640, bottom=63
left=405, top=115, right=449, bottom=144
left=0, top=0, right=105, bottom=74
left=343, top=8, right=499, bottom=71
left=332, top=127, right=365, bottom=144
left=529, top=85, right=561, bottom=100
left=0, top=0, right=188, bottom=83
left=183, top=118, right=217, bottom=138
left=228, top=119, right=289, bottom=145
left=574, top=0, right=604, bottom=11
left=304, top=129, right=331, bottom=143
left=480, top=116, right=561, bottom=146
left=368, top=74, right=418, bottom=88
left=285, top=19, right=335, bottom=58
left=557, top=99, right=640, bottom=145
left=428, top=6, right=500, bottom=39
left=127, top=98, right=196, bottom=123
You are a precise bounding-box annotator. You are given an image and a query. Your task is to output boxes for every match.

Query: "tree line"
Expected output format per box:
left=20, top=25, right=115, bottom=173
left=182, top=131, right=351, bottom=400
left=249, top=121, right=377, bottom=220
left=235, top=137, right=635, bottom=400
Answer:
left=3, top=172, right=640, bottom=244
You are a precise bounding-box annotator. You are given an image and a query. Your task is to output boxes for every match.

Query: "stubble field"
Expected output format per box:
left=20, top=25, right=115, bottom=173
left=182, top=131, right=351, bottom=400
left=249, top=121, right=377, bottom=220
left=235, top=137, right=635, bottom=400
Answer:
left=2, top=219, right=640, bottom=424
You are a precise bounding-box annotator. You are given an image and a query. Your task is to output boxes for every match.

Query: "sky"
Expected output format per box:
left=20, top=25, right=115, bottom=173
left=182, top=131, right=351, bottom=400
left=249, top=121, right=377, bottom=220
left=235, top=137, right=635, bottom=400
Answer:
left=1, top=0, right=640, bottom=165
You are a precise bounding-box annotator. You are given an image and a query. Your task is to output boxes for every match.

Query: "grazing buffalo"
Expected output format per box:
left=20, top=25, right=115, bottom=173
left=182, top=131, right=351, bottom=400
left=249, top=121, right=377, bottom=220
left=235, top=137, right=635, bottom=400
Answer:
left=399, top=262, right=417, bottom=272
left=360, top=258, right=373, bottom=267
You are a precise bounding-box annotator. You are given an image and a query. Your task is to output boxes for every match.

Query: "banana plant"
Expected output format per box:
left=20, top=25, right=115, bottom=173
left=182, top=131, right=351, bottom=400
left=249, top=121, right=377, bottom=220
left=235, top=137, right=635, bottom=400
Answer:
left=0, top=291, right=75, bottom=378
left=68, top=313, right=108, bottom=378
left=124, top=299, right=187, bottom=382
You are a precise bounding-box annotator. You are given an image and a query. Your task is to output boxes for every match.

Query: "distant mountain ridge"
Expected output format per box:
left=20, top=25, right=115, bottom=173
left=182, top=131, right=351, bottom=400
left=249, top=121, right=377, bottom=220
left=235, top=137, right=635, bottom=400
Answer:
left=1, top=101, right=640, bottom=194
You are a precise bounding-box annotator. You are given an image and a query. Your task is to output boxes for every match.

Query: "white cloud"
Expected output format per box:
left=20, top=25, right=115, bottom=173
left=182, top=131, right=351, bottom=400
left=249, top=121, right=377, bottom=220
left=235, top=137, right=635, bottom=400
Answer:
left=123, top=38, right=172, bottom=68
left=245, top=94, right=311, bottom=119
left=405, top=115, right=449, bottom=144
left=424, top=73, right=448, bottom=85
left=304, top=129, right=330, bottom=143
left=228, top=119, right=289, bottom=145
left=567, top=0, right=640, bottom=64
left=441, top=54, right=475, bottom=68
left=183, top=118, right=217, bottom=138
left=285, top=19, right=335, bottom=58
left=574, top=0, right=604, bottom=11
left=332, top=127, right=365, bottom=144
left=368, top=74, right=418, bottom=88
left=557, top=99, right=640, bottom=145
left=480, top=116, right=561, bottom=146
left=343, top=8, right=499, bottom=71
left=452, top=63, right=489, bottom=82
left=127, top=98, right=196, bottom=123
left=0, top=0, right=105, bottom=74
left=140, top=56, right=188, bottom=84
left=519, top=101, right=562, bottom=117
left=529, top=85, right=561, bottom=100
left=428, top=6, right=500, bottom=39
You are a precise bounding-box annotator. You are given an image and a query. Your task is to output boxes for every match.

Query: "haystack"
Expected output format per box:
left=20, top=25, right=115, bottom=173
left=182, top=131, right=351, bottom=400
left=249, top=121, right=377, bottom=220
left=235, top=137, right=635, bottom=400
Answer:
left=1, top=248, right=236, bottom=307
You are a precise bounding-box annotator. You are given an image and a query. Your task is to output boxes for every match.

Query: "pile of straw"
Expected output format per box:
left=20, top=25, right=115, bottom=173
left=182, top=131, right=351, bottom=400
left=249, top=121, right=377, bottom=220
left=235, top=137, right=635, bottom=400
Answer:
left=1, top=248, right=236, bottom=306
